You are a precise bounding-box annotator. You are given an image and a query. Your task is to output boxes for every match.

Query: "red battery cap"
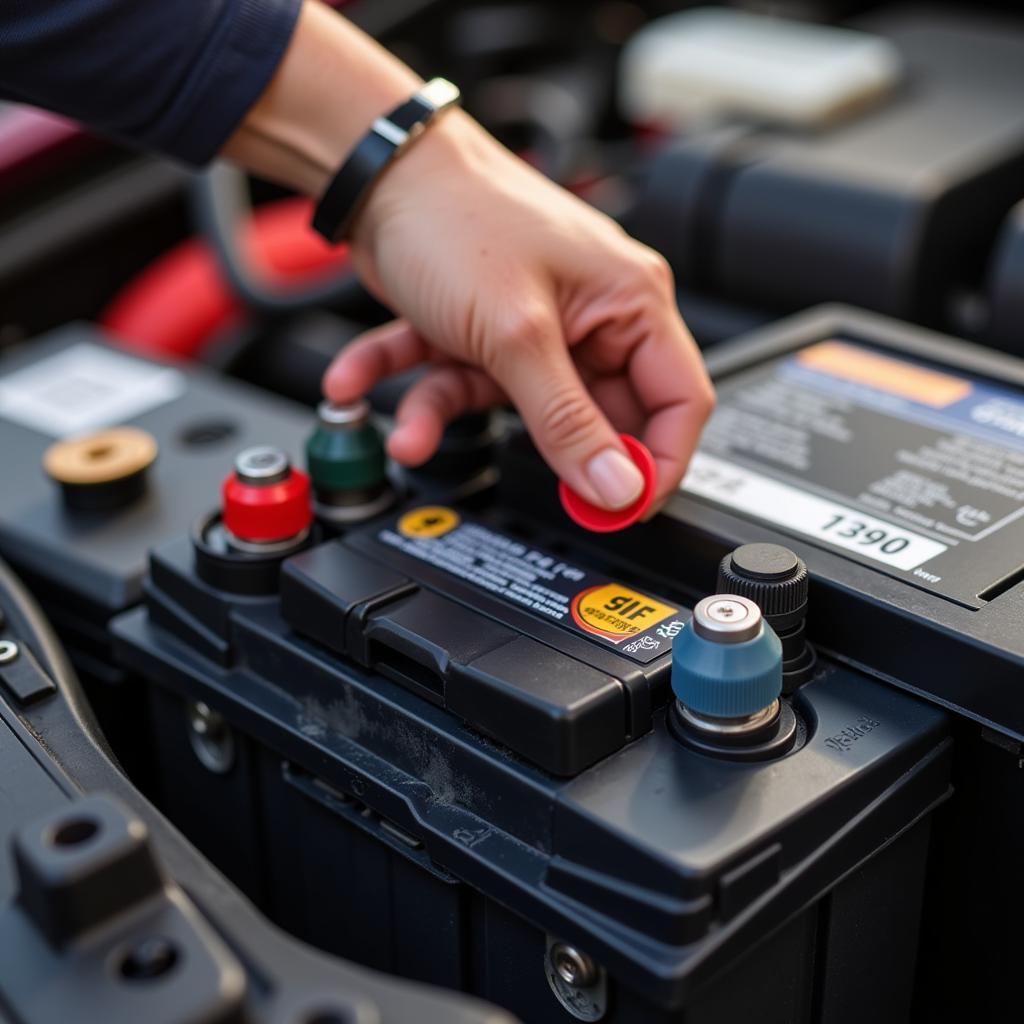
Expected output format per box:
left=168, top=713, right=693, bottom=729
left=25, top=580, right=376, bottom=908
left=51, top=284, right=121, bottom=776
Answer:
left=559, top=435, right=657, bottom=533
left=222, top=447, right=313, bottom=543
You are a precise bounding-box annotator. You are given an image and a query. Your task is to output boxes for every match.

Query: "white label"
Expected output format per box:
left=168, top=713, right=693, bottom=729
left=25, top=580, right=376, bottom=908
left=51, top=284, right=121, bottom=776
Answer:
left=0, top=343, right=186, bottom=437
left=682, top=452, right=948, bottom=570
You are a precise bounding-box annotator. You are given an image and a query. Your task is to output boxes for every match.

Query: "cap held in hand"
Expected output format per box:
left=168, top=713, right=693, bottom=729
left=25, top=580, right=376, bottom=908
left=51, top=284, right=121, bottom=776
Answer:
left=559, top=434, right=657, bottom=532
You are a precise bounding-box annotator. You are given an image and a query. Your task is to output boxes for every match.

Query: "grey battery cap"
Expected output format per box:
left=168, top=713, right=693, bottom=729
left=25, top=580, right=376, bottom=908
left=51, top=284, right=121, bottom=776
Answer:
left=717, top=543, right=808, bottom=630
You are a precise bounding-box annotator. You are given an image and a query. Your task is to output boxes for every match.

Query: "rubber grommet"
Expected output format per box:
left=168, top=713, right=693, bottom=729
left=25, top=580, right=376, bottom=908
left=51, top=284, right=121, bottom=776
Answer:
left=558, top=435, right=657, bottom=533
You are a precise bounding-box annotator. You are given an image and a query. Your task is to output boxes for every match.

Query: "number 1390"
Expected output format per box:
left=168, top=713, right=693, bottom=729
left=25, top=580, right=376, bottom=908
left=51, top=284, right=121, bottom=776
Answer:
left=820, top=514, right=910, bottom=554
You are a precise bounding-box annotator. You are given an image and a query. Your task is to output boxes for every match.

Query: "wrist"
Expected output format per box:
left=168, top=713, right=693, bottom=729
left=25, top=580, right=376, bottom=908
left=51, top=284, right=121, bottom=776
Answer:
left=349, top=109, right=495, bottom=251
left=223, top=1, right=422, bottom=196
left=313, top=78, right=464, bottom=244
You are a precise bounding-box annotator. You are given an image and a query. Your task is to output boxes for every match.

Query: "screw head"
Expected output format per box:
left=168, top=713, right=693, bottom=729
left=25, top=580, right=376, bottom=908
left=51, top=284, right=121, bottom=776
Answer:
left=0, top=640, right=19, bottom=665
left=551, top=943, right=598, bottom=989
left=692, top=594, right=762, bottom=644
left=188, top=701, right=221, bottom=738
left=710, top=598, right=745, bottom=619
left=186, top=701, right=234, bottom=773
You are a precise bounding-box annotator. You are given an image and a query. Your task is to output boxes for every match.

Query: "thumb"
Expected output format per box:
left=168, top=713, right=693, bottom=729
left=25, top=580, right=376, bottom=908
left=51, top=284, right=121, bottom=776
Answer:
left=489, top=311, right=645, bottom=510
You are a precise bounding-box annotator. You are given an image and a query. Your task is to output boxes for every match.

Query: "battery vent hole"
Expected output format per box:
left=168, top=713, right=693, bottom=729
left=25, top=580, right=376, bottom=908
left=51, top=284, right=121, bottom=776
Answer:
left=179, top=419, right=238, bottom=447
left=50, top=818, right=99, bottom=847
left=118, top=937, right=180, bottom=981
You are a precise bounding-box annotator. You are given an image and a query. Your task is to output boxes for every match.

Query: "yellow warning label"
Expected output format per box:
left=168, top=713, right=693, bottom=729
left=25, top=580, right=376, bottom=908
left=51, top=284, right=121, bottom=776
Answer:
left=397, top=506, right=460, bottom=539
left=571, top=584, right=677, bottom=641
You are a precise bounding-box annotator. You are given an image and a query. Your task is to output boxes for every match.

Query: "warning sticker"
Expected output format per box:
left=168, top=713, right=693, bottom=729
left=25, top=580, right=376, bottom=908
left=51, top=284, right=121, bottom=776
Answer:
left=398, top=506, right=460, bottom=539
left=571, top=584, right=678, bottom=641
left=0, top=343, right=186, bottom=438
left=377, top=509, right=680, bottom=663
left=681, top=338, right=1024, bottom=607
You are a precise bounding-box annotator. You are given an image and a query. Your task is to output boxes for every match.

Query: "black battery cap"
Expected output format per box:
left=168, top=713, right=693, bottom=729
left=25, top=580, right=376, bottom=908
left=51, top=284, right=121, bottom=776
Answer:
left=717, top=543, right=808, bottom=631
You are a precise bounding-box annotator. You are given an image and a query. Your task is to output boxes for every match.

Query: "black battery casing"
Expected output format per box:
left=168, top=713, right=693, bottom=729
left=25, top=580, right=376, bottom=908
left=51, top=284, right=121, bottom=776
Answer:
left=111, top=493, right=951, bottom=1023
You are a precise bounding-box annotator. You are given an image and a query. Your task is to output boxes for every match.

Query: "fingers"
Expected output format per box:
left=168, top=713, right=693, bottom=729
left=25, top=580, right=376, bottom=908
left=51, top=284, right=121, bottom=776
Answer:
left=390, top=364, right=505, bottom=465
left=322, top=321, right=508, bottom=468
left=567, top=249, right=714, bottom=510
left=489, top=309, right=645, bottom=510
left=320, top=269, right=712, bottom=520
left=629, top=306, right=714, bottom=506
left=584, top=372, right=646, bottom=437
left=322, top=319, right=431, bottom=404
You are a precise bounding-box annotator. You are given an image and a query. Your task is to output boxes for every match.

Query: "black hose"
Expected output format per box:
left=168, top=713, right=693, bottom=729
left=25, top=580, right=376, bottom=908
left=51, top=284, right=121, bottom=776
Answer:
left=189, top=0, right=453, bottom=317
left=189, top=163, right=367, bottom=316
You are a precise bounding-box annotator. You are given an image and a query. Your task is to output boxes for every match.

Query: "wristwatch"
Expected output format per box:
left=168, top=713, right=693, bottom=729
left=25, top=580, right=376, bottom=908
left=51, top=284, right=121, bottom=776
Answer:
left=312, top=77, right=462, bottom=244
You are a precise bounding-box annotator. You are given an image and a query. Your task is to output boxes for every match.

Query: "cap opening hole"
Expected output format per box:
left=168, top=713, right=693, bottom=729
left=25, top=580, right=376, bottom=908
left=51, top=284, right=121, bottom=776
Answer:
left=51, top=818, right=99, bottom=847
left=303, top=1012, right=351, bottom=1024
left=179, top=420, right=238, bottom=447
left=118, top=938, right=180, bottom=981
left=86, top=445, right=114, bottom=461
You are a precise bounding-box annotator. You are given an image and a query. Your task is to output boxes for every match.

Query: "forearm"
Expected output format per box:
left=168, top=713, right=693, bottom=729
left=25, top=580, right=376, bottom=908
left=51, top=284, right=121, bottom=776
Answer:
left=221, top=0, right=423, bottom=196
left=231, top=0, right=712, bottom=510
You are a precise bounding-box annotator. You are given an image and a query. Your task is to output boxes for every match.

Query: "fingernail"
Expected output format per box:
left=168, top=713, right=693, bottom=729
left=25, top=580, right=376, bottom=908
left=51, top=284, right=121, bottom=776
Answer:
left=585, top=448, right=645, bottom=509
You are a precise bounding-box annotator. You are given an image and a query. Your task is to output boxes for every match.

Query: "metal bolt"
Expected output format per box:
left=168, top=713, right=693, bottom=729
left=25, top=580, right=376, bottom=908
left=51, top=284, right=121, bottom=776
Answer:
left=187, top=701, right=235, bottom=774
left=550, top=943, right=598, bottom=989
left=189, top=701, right=220, bottom=737
left=546, top=937, right=607, bottom=1021
left=0, top=640, right=19, bottom=665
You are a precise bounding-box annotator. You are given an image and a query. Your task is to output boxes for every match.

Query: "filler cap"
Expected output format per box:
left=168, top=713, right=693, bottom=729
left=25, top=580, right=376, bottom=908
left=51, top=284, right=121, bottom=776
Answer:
left=672, top=595, right=783, bottom=717
left=718, top=543, right=808, bottom=630
left=306, top=399, right=388, bottom=494
left=559, top=435, right=657, bottom=533
left=43, top=427, right=157, bottom=511
left=222, top=446, right=312, bottom=543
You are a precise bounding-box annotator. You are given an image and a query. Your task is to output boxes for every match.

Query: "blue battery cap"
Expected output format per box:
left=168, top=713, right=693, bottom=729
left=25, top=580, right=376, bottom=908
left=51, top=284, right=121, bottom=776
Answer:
left=672, top=595, right=783, bottom=718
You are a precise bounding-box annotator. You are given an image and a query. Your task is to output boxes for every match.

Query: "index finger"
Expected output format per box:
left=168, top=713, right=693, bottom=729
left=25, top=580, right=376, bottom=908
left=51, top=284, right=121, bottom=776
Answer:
left=628, top=305, right=715, bottom=506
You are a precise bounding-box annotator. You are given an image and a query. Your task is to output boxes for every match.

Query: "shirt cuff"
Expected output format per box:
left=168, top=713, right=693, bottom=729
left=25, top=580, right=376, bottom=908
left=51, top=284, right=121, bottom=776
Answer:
left=156, top=0, right=302, bottom=166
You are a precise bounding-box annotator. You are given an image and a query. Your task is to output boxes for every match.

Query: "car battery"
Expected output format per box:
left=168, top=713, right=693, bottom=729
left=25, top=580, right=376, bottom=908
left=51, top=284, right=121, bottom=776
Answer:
left=500, top=303, right=1024, bottom=1019
left=623, top=8, right=1024, bottom=333
left=109, top=381, right=951, bottom=1022
left=0, top=323, right=504, bottom=895
left=0, top=325, right=313, bottom=794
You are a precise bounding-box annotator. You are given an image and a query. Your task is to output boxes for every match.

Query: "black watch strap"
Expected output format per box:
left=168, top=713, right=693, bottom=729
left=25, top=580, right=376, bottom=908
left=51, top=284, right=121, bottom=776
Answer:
left=312, top=78, right=461, bottom=244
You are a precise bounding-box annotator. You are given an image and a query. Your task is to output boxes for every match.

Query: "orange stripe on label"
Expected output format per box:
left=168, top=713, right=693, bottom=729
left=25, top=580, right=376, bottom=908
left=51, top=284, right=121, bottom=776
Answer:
left=797, top=340, right=972, bottom=408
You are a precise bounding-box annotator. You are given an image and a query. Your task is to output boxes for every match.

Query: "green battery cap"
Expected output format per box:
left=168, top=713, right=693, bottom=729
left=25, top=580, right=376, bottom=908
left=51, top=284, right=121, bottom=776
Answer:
left=306, top=400, right=387, bottom=494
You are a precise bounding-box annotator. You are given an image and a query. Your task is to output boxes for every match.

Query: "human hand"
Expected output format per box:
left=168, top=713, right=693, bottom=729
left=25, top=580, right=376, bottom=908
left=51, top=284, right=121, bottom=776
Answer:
left=323, top=111, right=714, bottom=514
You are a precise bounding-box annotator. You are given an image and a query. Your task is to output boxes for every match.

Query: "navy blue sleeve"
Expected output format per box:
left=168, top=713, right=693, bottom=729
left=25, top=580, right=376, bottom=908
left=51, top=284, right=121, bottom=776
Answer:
left=0, top=0, right=302, bottom=165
